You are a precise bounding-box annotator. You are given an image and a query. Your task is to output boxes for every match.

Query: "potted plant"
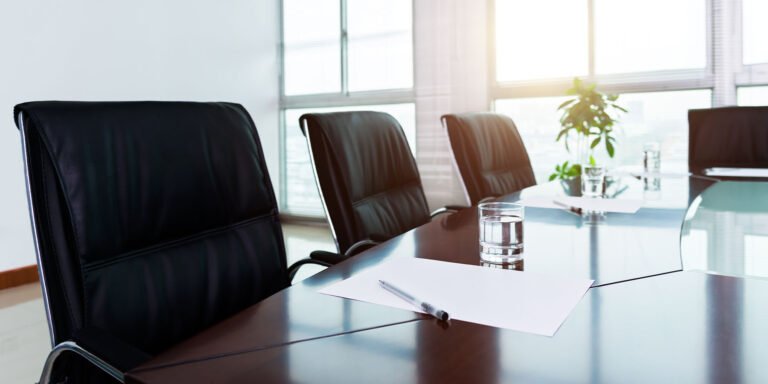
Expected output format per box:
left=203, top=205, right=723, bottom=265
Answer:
left=548, top=78, right=627, bottom=194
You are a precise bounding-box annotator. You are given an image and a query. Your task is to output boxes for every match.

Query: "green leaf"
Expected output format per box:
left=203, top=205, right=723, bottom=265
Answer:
left=549, top=173, right=557, bottom=181
left=590, top=137, right=601, bottom=148
left=611, top=104, right=628, bottom=113
left=606, top=140, right=615, bottom=157
left=555, top=128, right=569, bottom=142
left=557, top=99, right=576, bottom=110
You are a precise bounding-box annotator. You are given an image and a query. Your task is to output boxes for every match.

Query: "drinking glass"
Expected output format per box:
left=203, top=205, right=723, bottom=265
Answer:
left=478, top=202, right=524, bottom=264
left=643, top=142, right=661, bottom=174
left=581, top=165, right=606, bottom=198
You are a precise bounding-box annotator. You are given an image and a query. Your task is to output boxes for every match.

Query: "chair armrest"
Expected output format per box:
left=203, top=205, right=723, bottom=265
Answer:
left=73, top=328, right=151, bottom=372
left=429, top=205, right=469, bottom=218
left=287, top=258, right=332, bottom=282
left=310, top=250, right=349, bottom=264
left=39, top=328, right=151, bottom=384
left=478, top=196, right=497, bottom=204
left=344, top=239, right=381, bottom=257
left=287, top=235, right=388, bottom=282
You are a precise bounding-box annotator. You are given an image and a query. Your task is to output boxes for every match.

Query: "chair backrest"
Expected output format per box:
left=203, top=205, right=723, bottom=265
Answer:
left=14, top=101, right=289, bottom=356
left=442, top=112, right=536, bottom=205
left=689, top=106, right=768, bottom=174
left=299, top=111, right=430, bottom=255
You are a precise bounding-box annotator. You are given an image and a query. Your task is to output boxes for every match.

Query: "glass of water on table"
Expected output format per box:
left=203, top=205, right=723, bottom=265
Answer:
left=478, top=202, right=524, bottom=264
left=643, top=142, right=661, bottom=174
left=581, top=165, right=607, bottom=198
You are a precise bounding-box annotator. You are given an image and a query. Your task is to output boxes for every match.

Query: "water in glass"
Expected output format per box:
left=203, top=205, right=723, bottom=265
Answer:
left=643, top=142, right=661, bottom=173
left=479, top=207, right=524, bottom=264
left=581, top=165, right=606, bottom=198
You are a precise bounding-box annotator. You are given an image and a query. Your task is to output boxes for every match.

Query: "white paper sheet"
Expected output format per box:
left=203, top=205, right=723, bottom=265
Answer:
left=319, top=258, right=593, bottom=337
left=609, top=165, right=690, bottom=179
left=627, top=171, right=689, bottom=179
left=517, top=196, right=643, bottom=214
left=705, top=167, right=768, bottom=178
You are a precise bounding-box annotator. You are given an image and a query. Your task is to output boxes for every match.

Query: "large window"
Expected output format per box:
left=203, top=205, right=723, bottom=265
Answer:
left=281, top=0, right=414, bottom=216
left=738, top=86, right=768, bottom=106
left=593, top=0, right=705, bottom=75
left=283, top=0, right=341, bottom=96
left=742, top=0, right=768, bottom=65
left=496, top=90, right=711, bottom=180
left=494, top=0, right=706, bottom=83
left=737, top=0, right=768, bottom=105
left=495, top=0, right=587, bottom=82
left=492, top=0, right=768, bottom=181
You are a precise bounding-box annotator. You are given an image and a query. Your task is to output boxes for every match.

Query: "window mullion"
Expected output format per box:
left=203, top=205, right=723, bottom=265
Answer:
left=711, top=0, right=738, bottom=106
left=340, top=0, right=349, bottom=95
left=587, top=0, right=595, bottom=78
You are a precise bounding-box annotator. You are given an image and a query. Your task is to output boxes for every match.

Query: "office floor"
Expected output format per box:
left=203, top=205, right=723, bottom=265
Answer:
left=0, top=224, right=335, bottom=383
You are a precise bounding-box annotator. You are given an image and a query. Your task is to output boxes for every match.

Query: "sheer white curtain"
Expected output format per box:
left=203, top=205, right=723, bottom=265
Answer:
left=413, top=0, right=489, bottom=210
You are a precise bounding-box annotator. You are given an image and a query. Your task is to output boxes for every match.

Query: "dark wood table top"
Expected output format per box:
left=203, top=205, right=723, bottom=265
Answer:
left=127, top=175, right=731, bottom=383
left=128, top=271, right=768, bottom=383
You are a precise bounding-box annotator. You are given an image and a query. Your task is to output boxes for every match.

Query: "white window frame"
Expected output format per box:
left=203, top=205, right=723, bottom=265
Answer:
left=278, top=0, right=416, bottom=216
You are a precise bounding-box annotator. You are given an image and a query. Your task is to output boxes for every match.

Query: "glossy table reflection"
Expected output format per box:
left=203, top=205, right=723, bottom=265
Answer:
left=418, top=175, right=715, bottom=286
left=682, top=181, right=768, bottom=279
left=126, top=175, right=721, bottom=382
left=128, top=272, right=768, bottom=383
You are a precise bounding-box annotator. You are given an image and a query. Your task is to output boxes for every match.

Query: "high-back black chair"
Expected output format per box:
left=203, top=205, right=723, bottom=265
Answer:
left=299, top=111, right=457, bottom=260
left=688, top=106, right=768, bottom=175
left=442, top=112, right=536, bottom=205
left=15, top=101, right=318, bottom=383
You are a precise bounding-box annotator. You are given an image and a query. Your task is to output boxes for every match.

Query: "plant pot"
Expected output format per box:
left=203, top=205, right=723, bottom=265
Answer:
left=560, top=176, right=582, bottom=197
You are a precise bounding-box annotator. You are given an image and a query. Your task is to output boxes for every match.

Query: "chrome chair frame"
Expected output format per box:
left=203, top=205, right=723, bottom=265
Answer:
left=38, top=342, right=123, bottom=384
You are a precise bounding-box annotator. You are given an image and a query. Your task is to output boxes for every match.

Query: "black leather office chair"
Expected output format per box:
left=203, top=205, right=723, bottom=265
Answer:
left=14, top=101, right=322, bottom=384
left=442, top=112, right=536, bottom=205
left=299, top=111, right=460, bottom=262
left=688, top=106, right=768, bottom=175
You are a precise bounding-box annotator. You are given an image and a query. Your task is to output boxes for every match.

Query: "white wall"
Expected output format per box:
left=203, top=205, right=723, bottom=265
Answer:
left=0, top=0, right=281, bottom=271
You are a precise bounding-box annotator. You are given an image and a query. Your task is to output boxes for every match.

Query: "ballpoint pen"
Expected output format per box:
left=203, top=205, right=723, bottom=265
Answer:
left=552, top=200, right=583, bottom=216
left=379, top=280, right=450, bottom=321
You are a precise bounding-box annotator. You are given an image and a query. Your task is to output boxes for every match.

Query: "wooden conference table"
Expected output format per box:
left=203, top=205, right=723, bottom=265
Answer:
left=127, top=174, right=768, bottom=383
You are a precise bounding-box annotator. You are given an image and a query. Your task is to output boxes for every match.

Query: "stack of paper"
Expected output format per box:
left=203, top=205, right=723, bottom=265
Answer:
left=628, top=171, right=689, bottom=179
left=705, top=167, right=768, bottom=178
left=319, top=258, right=593, bottom=337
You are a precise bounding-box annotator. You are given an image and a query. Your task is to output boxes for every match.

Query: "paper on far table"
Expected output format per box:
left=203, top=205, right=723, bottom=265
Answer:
left=517, top=196, right=643, bottom=214
left=705, top=167, right=768, bottom=178
left=627, top=171, right=689, bottom=179
left=319, top=258, right=593, bottom=337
